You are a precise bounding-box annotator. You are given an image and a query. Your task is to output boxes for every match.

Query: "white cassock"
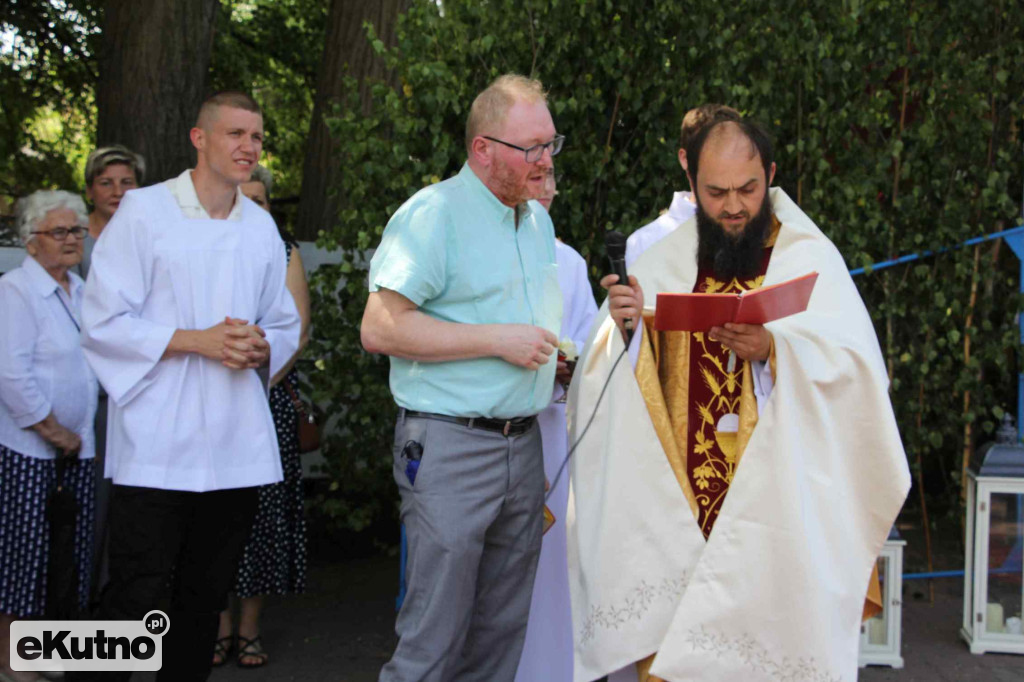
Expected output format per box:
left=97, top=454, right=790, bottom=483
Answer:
left=80, top=184, right=300, bottom=492
left=516, top=240, right=597, bottom=682
left=567, top=188, right=910, bottom=682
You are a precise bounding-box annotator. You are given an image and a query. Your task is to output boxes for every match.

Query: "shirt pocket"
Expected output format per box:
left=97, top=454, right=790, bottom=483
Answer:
left=534, top=262, right=563, bottom=337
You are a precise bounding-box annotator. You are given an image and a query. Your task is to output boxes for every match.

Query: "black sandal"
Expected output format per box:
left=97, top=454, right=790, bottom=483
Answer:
left=212, top=635, right=233, bottom=667
left=236, top=635, right=269, bottom=668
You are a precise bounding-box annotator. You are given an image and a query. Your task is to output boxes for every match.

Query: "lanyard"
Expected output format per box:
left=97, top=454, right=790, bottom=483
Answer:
left=55, top=288, right=81, bottom=333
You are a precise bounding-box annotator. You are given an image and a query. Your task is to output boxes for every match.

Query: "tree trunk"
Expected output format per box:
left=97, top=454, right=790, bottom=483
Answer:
left=95, top=0, right=219, bottom=186
left=295, top=0, right=408, bottom=241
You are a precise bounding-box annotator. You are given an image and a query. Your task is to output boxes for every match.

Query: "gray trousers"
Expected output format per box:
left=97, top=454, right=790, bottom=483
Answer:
left=380, top=413, right=546, bottom=682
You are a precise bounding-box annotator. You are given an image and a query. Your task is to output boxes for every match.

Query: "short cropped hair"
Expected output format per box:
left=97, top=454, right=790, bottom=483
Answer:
left=196, top=91, right=262, bottom=128
left=680, top=104, right=741, bottom=149
left=16, top=190, right=89, bottom=245
left=685, top=118, right=775, bottom=187
left=85, top=145, right=146, bottom=187
left=466, top=74, right=547, bottom=151
left=248, top=165, right=274, bottom=200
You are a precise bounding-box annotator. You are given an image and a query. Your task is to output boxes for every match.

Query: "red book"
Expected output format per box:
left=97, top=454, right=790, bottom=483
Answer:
left=653, top=272, right=819, bottom=332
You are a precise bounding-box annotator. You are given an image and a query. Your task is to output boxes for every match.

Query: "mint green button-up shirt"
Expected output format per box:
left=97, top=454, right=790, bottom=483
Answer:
left=369, top=163, right=562, bottom=418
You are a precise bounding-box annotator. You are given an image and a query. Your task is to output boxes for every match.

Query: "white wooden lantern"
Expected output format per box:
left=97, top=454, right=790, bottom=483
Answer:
left=859, top=529, right=905, bottom=668
left=961, top=414, right=1024, bottom=655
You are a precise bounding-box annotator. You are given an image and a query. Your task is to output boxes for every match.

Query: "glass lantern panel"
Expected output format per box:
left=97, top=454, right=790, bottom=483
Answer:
left=866, top=554, right=889, bottom=645
left=985, top=492, right=1023, bottom=636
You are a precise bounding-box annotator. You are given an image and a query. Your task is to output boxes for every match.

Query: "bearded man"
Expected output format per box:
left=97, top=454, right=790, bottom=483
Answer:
left=625, top=103, right=740, bottom=268
left=566, top=119, right=909, bottom=682
left=362, top=74, right=563, bottom=681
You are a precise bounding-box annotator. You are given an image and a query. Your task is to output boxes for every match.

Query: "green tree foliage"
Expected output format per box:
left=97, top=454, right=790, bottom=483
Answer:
left=0, top=0, right=321, bottom=221
left=0, top=1, right=101, bottom=200
left=308, top=0, right=1024, bottom=538
left=210, top=0, right=327, bottom=208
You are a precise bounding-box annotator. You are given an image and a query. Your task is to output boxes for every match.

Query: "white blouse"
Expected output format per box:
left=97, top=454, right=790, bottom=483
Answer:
left=81, top=181, right=300, bottom=492
left=0, top=256, right=98, bottom=459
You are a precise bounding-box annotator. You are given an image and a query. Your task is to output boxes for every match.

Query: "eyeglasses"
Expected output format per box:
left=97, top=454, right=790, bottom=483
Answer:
left=483, top=135, right=565, bottom=163
left=32, top=226, right=87, bottom=241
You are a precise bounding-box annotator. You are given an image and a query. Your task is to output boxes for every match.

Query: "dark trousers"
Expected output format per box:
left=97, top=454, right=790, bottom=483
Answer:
left=68, top=484, right=258, bottom=682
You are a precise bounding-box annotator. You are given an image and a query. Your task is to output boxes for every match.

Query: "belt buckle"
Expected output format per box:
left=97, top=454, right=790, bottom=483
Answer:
left=503, top=420, right=512, bottom=436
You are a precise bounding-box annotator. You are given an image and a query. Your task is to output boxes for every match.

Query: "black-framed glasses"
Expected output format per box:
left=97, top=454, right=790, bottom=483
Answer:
left=483, top=134, right=565, bottom=163
left=32, top=226, right=87, bottom=241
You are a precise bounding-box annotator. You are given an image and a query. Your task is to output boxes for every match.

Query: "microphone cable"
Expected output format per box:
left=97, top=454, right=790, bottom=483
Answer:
left=544, top=340, right=629, bottom=504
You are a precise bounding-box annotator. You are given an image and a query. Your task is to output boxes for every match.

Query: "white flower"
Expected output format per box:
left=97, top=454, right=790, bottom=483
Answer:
left=558, top=338, right=578, bottom=361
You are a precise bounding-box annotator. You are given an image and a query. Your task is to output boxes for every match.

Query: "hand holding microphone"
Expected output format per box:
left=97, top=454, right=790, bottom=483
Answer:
left=601, top=231, right=644, bottom=344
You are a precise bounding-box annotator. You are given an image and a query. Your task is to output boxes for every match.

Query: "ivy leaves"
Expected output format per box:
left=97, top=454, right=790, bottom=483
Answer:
left=309, top=0, right=1024, bottom=534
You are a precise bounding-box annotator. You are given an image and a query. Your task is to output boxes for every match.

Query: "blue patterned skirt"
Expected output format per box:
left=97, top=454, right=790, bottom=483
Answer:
left=0, top=444, right=95, bottom=617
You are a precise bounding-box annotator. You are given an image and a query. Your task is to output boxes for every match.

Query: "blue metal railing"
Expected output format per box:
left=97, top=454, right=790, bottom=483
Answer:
left=849, top=224, right=1024, bottom=277
left=850, top=224, right=1024, bottom=437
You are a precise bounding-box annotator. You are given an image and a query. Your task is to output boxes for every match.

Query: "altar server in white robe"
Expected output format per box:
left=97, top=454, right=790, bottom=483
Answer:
left=516, top=169, right=597, bottom=682
left=568, top=119, right=909, bottom=682
left=625, top=104, right=740, bottom=268
left=75, top=91, right=300, bottom=682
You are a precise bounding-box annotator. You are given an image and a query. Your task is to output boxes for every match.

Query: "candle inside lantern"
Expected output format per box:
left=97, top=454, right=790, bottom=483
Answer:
left=867, top=616, right=886, bottom=644
left=986, top=603, right=1005, bottom=633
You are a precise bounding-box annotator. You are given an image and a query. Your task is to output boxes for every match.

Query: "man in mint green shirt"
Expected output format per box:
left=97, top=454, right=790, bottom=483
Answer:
left=362, top=74, right=564, bottom=681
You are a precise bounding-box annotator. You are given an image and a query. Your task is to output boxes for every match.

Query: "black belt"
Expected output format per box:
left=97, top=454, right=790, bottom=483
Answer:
left=400, top=409, right=536, bottom=437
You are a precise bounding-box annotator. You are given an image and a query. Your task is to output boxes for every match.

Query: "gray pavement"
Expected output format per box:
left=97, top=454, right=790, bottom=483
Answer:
left=190, top=554, right=1024, bottom=681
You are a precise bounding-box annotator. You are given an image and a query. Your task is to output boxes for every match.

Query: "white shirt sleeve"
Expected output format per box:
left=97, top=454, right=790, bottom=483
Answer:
left=751, top=359, right=774, bottom=415
left=81, top=195, right=177, bottom=406
left=256, top=240, right=301, bottom=381
left=0, top=282, right=50, bottom=427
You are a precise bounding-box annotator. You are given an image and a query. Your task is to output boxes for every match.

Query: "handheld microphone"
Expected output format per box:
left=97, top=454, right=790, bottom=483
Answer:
left=604, top=230, right=633, bottom=343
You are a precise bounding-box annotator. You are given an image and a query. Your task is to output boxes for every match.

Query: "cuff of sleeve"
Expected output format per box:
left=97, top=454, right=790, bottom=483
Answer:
left=108, top=325, right=177, bottom=405
left=265, top=329, right=299, bottom=381
left=371, top=271, right=431, bottom=308
left=13, top=401, right=51, bottom=429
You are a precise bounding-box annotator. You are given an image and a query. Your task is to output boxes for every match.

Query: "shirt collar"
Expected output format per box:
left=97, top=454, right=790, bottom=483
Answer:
left=21, top=255, right=82, bottom=299
left=458, top=163, right=534, bottom=224
left=170, top=168, right=246, bottom=221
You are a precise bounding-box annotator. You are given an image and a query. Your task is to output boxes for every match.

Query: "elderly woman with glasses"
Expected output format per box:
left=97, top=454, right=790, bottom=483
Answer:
left=0, top=190, right=98, bottom=682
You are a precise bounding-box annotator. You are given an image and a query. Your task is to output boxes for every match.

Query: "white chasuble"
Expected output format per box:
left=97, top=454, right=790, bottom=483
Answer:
left=566, top=188, right=910, bottom=682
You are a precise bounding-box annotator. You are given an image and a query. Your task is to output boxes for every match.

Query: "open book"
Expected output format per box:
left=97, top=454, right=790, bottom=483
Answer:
left=653, top=272, right=818, bottom=332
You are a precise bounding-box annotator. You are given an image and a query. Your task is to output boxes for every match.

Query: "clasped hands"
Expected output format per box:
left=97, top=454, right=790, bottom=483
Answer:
left=600, top=273, right=772, bottom=362
left=204, top=317, right=270, bottom=370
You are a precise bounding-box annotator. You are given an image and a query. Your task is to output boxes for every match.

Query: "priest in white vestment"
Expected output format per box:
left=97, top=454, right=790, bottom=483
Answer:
left=567, top=119, right=909, bottom=682
left=625, top=104, right=740, bottom=268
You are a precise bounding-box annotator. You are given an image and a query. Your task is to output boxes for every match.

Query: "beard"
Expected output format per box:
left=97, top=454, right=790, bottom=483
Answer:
left=695, top=192, right=774, bottom=282
left=489, top=156, right=531, bottom=206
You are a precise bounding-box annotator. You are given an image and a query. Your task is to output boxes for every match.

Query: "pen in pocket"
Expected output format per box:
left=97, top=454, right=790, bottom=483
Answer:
left=402, top=440, right=423, bottom=485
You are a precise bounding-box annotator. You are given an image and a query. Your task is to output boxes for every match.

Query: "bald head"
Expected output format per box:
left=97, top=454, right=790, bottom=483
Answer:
left=679, top=103, right=740, bottom=150
left=703, top=121, right=760, bottom=164
left=466, top=74, right=548, bottom=151
left=686, top=118, right=774, bottom=188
